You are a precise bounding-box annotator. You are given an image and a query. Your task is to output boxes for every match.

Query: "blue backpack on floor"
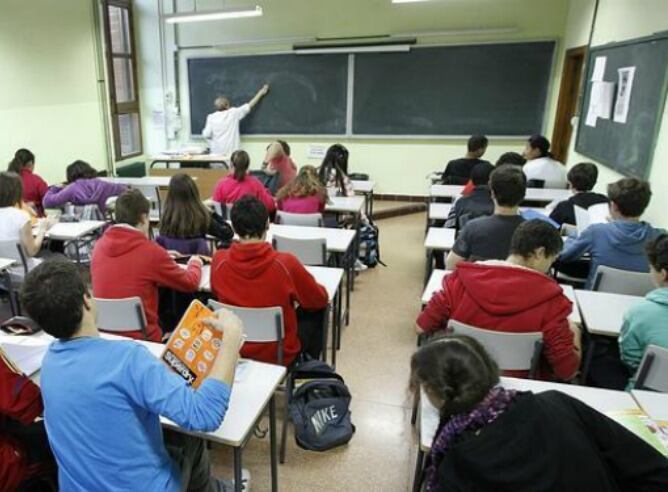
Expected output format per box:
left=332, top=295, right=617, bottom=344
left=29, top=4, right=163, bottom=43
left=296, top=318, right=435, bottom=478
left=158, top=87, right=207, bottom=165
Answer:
left=289, top=360, right=355, bottom=451
left=358, top=221, right=385, bottom=268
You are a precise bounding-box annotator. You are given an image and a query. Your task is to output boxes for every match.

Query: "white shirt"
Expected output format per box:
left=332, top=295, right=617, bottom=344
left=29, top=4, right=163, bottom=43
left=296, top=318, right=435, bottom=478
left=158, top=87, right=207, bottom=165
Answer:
left=201, top=104, right=251, bottom=156
left=0, top=207, right=30, bottom=241
left=523, top=156, right=567, bottom=189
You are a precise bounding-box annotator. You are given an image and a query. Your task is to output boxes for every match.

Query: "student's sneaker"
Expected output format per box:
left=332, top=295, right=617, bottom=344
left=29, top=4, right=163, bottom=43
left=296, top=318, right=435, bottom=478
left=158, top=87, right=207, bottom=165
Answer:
left=354, top=259, right=368, bottom=272
left=224, top=469, right=251, bottom=491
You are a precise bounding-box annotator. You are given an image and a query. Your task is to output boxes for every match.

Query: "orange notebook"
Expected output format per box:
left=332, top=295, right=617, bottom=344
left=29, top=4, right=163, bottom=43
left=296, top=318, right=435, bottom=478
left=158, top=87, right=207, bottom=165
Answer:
left=162, top=300, right=222, bottom=388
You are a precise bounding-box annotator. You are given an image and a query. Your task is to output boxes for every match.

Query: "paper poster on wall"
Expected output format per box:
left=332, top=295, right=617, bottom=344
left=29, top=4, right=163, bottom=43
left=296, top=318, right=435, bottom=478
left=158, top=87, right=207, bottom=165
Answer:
left=585, top=81, right=615, bottom=127
left=591, top=56, right=607, bottom=82
left=613, top=66, right=636, bottom=123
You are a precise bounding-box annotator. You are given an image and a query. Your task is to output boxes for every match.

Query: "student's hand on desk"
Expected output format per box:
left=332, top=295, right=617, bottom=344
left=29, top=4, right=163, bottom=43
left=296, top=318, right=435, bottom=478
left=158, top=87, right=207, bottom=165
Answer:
left=167, top=250, right=182, bottom=259
left=188, top=255, right=204, bottom=267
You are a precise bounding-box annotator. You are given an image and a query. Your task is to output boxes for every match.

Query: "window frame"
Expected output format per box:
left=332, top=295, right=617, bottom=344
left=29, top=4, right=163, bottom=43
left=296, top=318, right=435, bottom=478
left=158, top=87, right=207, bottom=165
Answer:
left=102, top=0, right=143, bottom=161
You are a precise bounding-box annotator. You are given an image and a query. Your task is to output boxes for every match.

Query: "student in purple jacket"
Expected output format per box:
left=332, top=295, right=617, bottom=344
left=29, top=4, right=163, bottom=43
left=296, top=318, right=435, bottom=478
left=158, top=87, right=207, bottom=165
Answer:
left=42, top=160, right=127, bottom=213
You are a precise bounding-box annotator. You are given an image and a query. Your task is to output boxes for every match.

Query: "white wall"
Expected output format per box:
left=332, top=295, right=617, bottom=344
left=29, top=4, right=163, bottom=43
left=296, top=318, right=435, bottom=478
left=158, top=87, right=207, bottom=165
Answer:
left=560, top=0, right=668, bottom=227
left=0, top=0, right=109, bottom=184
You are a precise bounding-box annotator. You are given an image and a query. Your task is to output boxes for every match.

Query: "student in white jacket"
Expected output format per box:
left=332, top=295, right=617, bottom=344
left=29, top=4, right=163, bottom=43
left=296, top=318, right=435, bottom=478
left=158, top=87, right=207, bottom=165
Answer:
left=522, top=135, right=567, bottom=189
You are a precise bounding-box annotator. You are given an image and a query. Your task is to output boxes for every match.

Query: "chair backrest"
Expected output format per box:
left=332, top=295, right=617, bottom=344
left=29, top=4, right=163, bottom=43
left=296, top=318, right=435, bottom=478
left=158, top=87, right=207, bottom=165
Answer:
left=0, top=241, right=30, bottom=275
left=592, top=265, right=655, bottom=296
left=272, top=235, right=326, bottom=266
left=95, top=297, right=148, bottom=339
left=447, top=319, right=544, bottom=376
left=634, top=345, right=668, bottom=392
left=276, top=211, right=323, bottom=227
left=527, top=179, right=545, bottom=189
left=208, top=300, right=285, bottom=364
left=211, top=201, right=232, bottom=220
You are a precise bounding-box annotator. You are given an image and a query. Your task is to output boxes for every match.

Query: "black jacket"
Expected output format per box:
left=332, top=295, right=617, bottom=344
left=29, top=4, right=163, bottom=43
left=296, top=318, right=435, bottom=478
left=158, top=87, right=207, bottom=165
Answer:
left=435, top=391, right=668, bottom=491
left=445, top=186, right=494, bottom=232
left=442, top=158, right=492, bottom=185
left=549, top=192, right=609, bottom=226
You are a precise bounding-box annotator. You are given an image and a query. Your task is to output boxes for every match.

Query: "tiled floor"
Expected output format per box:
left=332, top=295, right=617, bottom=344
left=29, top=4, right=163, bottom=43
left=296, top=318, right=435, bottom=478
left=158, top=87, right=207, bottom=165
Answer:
left=210, top=213, right=427, bottom=491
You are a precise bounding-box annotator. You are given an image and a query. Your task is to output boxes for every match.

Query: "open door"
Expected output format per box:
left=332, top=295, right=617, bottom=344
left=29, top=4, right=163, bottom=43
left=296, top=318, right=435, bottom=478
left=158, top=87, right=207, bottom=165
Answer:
left=551, top=46, right=587, bottom=164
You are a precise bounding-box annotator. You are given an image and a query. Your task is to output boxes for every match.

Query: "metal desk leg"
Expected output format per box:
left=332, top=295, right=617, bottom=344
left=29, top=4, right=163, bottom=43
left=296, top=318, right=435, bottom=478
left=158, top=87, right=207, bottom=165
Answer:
left=269, top=396, right=278, bottom=492
left=335, top=284, right=342, bottom=352
left=424, top=249, right=433, bottom=287
left=321, top=304, right=331, bottom=364
left=369, top=192, right=374, bottom=218
left=233, top=447, right=243, bottom=492
left=412, top=449, right=425, bottom=492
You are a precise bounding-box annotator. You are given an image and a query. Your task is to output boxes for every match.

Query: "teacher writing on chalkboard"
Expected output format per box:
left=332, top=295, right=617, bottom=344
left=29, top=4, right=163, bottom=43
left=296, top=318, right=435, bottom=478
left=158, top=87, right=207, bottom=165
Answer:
left=202, top=84, right=270, bottom=156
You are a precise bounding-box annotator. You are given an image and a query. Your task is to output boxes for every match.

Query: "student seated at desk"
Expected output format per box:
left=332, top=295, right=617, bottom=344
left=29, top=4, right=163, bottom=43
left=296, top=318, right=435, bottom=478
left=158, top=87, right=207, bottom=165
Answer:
left=8, top=148, right=48, bottom=216
left=318, top=144, right=354, bottom=197
left=558, top=178, right=664, bottom=289
left=0, top=172, right=56, bottom=269
left=445, top=165, right=526, bottom=271
left=276, top=165, right=328, bottom=214
left=262, top=139, right=297, bottom=189
left=419, top=220, right=581, bottom=381
left=0, top=347, right=56, bottom=491
left=459, top=152, right=525, bottom=196
left=211, top=196, right=329, bottom=366
left=42, top=160, right=127, bottom=214
left=410, top=336, right=668, bottom=491
left=445, top=162, right=494, bottom=231
left=549, top=162, right=608, bottom=226
left=522, top=135, right=567, bottom=188
left=21, top=260, right=244, bottom=491
left=619, top=234, right=668, bottom=386
left=441, top=135, right=491, bottom=185
left=91, top=189, right=202, bottom=342
left=212, top=150, right=276, bottom=213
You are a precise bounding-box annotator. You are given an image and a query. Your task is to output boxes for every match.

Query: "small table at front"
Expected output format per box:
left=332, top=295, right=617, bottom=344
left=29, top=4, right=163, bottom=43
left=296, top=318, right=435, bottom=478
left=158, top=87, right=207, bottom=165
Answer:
left=423, top=228, right=456, bottom=285
left=351, top=180, right=376, bottom=217
left=414, top=377, right=640, bottom=492
left=4, top=332, right=285, bottom=492
left=46, top=221, right=106, bottom=264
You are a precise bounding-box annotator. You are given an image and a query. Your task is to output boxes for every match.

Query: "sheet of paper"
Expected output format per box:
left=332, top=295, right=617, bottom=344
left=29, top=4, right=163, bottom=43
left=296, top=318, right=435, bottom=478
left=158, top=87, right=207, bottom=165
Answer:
left=613, top=66, right=636, bottom=123
left=0, top=342, right=47, bottom=376
left=591, top=56, right=607, bottom=82
left=588, top=202, right=610, bottom=225
left=585, top=80, right=615, bottom=127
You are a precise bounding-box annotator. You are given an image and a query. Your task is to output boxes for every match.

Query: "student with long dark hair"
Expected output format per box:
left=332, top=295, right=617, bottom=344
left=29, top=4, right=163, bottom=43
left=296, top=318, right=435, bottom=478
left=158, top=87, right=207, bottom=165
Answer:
left=212, top=150, right=275, bottom=212
left=7, top=148, right=48, bottom=215
left=318, top=144, right=353, bottom=197
left=42, top=160, right=127, bottom=213
left=411, top=335, right=668, bottom=491
left=522, top=135, right=567, bottom=188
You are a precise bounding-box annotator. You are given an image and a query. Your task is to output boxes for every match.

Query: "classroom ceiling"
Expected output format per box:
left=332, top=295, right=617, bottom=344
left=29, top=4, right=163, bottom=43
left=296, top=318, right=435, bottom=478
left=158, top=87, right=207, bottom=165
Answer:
left=168, top=0, right=572, bottom=48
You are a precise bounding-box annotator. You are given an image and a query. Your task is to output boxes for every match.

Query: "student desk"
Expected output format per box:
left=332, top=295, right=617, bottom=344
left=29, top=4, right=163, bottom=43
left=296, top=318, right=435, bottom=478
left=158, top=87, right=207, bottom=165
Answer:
left=423, top=228, right=456, bottom=285
left=101, top=176, right=176, bottom=187
left=414, top=377, right=639, bottom=492
left=351, top=180, right=376, bottom=216
left=45, top=221, right=106, bottom=264
left=574, top=290, right=643, bottom=337
left=324, top=196, right=365, bottom=287
left=0, top=258, right=15, bottom=271
left=428, top=203, right=453, bottom=221
left=2, top=332, right=285, bottom=492
left=632, top=390, right=668, bottom=422
left=430, top=184, right=570, bottom=204
left=149, top=154, right=229, bottom=169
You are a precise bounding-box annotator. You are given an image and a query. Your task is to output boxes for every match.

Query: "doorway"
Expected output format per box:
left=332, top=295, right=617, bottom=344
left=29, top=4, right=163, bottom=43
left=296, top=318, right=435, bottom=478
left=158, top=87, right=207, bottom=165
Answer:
left=551, top=46, right=587, bottom=164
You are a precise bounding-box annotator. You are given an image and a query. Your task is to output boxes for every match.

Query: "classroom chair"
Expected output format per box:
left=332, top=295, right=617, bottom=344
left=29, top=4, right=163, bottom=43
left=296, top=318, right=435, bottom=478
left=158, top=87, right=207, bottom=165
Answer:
left=272, top=235, right=327, bottom=266
left=95, top=297, right=148, bottom=340
left=447, top=320, right=544, bottom=378
left=206, top=300, right=294, bottom=463
left=0, top=241, right=31, bottom=316
left=211, top=201, right=232, bottom=220
left=592, top=265, right=655, bottom=296
left=527, top=179, right=545, bottom=189
left=633, top=345, right=668, bottom=392
left=275, top=211, right=323, bottom=227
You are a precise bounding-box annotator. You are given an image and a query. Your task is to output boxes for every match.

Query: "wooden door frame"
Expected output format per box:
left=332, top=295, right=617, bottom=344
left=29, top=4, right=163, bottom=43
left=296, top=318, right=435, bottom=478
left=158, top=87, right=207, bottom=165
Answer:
left=551, top=46, right=587, bottom=164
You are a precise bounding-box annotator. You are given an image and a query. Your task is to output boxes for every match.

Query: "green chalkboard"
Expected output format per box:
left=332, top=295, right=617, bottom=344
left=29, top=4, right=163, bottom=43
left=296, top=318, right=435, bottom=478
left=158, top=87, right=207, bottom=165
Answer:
left=352, top=42, right=555, bottom=136
left=188, top=54, right=348, bottom=135
left=575, top=33, right=668, bottom=178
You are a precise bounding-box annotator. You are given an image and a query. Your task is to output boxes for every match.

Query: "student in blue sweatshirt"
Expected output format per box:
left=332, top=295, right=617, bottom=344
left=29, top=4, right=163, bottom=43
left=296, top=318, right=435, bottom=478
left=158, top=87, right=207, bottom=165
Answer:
left=619, top=234, right=668, bottom=386
left=20, top=260, right=244, bottom=492
left=559, top=178, right=664, bottom=289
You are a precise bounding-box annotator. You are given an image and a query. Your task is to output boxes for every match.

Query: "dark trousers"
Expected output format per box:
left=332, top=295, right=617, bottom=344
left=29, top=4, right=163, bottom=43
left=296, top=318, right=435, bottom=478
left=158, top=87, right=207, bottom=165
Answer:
left=585, top=337, right=632, bottom=390
left=296, top=307, right=326, bottom=360
left=7, top=420, right=57, bottom=492
left=164, top=429, right=232, bottom=492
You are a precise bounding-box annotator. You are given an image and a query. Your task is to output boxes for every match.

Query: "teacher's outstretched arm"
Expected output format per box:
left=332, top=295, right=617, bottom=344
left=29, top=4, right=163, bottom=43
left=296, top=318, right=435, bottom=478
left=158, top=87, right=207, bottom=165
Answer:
left=248, top=84, right=270, bottom=110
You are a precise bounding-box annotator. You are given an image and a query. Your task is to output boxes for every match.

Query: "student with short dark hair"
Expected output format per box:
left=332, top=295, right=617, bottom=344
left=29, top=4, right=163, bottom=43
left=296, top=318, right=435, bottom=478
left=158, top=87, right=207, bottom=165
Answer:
left=445, top=162, right=494, bottom=231
left=42, top=160, right=127, bottom=213
left=410, top=336, right=668, bottom=491
left=619, top=234, right=668, bottom=387
left=91, top=189, right=203, bottom=341
left=420, top=220, right=581, bottom=380
left=441, top=135, right=491, bottom=185
left=21, top=259, right=243, bottom=491
left=212, top=150, right=276, bottom=212
left=559, top=177, right=664, bottom=289
left=210, top=196, right=329, bottom=366
left=522, top=135, right=567, bottom=188
left=495, top=151, right=527, bottom=167
left=445, top=165, right=526, bottom=270
left=7, top=148, right=48, bottom=216
left=549, top=162, right=609, bottom=226
left=263, top=139, right=297, bottom=188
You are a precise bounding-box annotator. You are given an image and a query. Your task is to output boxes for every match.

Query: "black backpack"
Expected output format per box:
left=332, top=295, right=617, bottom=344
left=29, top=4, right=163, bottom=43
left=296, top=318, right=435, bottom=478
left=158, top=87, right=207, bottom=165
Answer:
left=358, top=220, right=385, bottom=267
left=289, top=360, right=355, bottom=451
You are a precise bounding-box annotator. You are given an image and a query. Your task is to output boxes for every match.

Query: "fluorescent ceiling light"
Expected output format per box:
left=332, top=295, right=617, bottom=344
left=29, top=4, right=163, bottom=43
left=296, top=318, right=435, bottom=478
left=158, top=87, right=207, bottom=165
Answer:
left=392, top=0, right=430, bottom=3
left=164, top=6, right=262, bottom=24
left=295, top=44, right=411, bottom=55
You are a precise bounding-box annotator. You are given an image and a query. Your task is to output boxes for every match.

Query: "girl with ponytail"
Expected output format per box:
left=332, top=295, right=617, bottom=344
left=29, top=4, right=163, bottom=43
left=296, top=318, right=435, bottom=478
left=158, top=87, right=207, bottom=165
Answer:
left=7, top=148, right=48, bottom=215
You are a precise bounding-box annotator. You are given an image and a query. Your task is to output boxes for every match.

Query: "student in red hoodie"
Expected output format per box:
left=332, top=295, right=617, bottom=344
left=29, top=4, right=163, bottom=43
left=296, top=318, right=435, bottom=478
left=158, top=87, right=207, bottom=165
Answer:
left=91, top=189, right=202, bottom=342
left=7, top=148, right=48, bottom=216
left=211, top=195, right=329, bottom=366
left=0, top=348, right=55, bottom=491
left=417, top=219, right=581, bottom=380
left=212, top=150, right=276, bottom=213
